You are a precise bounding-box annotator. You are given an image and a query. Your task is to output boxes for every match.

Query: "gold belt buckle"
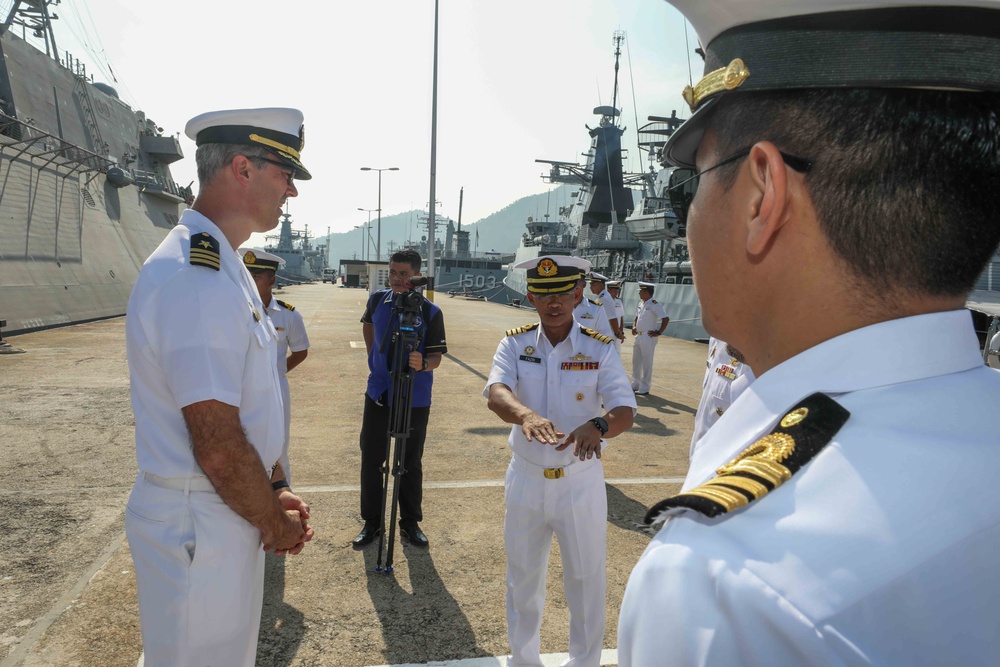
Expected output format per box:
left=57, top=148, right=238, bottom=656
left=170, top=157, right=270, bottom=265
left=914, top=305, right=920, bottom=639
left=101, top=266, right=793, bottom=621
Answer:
left=544, top=467, right=564, bottom=480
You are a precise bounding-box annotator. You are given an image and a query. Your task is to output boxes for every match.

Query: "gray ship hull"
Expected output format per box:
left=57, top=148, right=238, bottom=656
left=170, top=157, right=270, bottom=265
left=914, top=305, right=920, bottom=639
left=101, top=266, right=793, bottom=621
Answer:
left=0, top=8, right=184, bottom=335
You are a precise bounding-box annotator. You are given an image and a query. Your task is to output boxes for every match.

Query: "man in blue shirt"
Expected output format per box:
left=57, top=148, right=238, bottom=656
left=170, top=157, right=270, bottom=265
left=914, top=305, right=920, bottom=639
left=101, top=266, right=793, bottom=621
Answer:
left=355, top=249, right=447, bottom=548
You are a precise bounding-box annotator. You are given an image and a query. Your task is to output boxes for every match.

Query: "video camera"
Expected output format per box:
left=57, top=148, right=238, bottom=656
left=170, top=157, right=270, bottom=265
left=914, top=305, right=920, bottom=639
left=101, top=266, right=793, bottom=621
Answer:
left=392, top=276, right=428, bottom=328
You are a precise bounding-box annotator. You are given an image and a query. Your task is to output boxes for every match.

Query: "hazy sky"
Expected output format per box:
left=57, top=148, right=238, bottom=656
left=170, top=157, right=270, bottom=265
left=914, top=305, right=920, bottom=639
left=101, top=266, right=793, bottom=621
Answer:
left=52, top=0, right=698, bottom=245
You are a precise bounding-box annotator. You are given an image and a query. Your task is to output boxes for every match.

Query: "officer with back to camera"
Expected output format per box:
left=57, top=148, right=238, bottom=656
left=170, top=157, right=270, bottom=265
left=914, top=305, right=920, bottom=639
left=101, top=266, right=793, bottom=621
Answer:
left=618, top=1, right=1000, bottom=664
left=485, top=255, right=636, bottom=667
left=125, top=108, right=314, bottom=666
left=240, top=247, right=311, bottom=485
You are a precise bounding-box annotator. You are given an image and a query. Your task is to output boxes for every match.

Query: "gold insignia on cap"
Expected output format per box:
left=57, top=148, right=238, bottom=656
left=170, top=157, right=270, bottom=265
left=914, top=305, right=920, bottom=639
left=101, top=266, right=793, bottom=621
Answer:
left=525, top=346, right=535, bottom=355
left=245, top=251, right=257, bottom=264
left=575, top=393, right=584, bottom=402
left=537, top=259, right=557, bottom=277
left=723, top=58, right=750, bottom=90
left=781, top=407, right=808, bottom=428
left=682, top=58, right=751, bottom=111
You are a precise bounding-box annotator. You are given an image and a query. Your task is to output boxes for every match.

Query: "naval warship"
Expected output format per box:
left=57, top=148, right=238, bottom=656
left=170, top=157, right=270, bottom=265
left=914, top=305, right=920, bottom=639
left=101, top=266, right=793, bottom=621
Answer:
left=504, top=31, right=708, bottom=341
left=0, top=1, right=187, bottom=336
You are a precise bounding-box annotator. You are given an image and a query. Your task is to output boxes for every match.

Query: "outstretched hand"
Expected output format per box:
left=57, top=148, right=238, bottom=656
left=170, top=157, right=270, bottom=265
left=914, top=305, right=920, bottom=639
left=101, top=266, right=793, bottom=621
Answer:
left=521, top=412, right=565, bottom=445
left=556, top=422, right=603, bottom=460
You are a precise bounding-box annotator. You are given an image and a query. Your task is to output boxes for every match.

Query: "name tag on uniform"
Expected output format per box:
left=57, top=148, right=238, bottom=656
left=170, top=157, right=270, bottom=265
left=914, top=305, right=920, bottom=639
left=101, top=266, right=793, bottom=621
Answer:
left=519, top=355, right=542, bottom=364
left=561, top=361, right=599, bottom=371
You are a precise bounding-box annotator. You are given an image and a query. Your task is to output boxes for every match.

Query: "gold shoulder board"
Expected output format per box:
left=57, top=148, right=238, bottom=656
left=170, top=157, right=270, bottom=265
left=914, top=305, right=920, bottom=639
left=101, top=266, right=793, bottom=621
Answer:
left=588, top=297, right=603, bottom=307
left=505, top=322, right=540, bottom=337
left=277, top=300, right=295, bottom=311
left=644, top=393, right=850, bottom=523
left=189, top=232, right=221, bottom=271
left=580, top=326, right=613, bottom=344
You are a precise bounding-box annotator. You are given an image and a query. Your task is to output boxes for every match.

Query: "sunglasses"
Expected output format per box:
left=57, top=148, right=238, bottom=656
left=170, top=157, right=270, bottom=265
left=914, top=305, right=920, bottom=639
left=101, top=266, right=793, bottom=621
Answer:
left=666, top=148, right=812, bottom=232
left=250, top=156, right=296, bottom=186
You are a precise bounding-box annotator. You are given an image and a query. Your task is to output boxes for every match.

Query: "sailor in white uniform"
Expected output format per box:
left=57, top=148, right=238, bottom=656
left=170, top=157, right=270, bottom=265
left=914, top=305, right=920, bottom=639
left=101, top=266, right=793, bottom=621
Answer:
left=485, top=255, right=636, bottom=667
left=241, top=248, right=311, bottom=486
left=689, top=337, right=755, bottom=458
left=573, top=275, right=615, bottom=340
left=588, top=272, right=624, bottom=344
left=125, top=108, right=314, bottom=667
left=630, top=282, right=669, bottom=395
left=606, top=280, right=626, bottom=354
left=617, top=2, right=1000, bottom=665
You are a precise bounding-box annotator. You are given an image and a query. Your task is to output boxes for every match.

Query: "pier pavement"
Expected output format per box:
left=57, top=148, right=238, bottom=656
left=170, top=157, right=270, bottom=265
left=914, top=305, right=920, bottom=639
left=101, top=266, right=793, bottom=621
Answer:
left=0, top=282, right=710, bottom=667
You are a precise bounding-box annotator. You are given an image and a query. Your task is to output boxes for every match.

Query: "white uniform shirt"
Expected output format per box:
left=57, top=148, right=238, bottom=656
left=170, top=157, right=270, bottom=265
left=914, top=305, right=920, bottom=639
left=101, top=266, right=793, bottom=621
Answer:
left=574, top=297, right=614, bottom=339
left=619, top=310, right=1000, bottom=667
left=485, top=324, right=636, bottom=468
left=594, top=288, right=619, bottom=329
left=689, top=337, right=756, bottom=457
left=634, top=297, right=668, bottom=333
left=612, top=296, right=625, bottom=329
left=126, top=210, right=285, bottom=477
left=266, top=297, right=310, bottom=375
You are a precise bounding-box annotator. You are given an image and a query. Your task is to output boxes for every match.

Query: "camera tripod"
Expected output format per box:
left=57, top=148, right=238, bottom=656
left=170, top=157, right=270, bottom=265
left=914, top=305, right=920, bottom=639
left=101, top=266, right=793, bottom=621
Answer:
left=375, top=298, right=423, bottom=573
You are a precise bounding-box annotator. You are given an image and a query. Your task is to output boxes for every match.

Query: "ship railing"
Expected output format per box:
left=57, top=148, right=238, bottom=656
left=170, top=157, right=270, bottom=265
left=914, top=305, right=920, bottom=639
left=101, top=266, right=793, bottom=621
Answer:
left=0, top=111, right=113, bottom=175
left=131, top=169, right=184, bottom=197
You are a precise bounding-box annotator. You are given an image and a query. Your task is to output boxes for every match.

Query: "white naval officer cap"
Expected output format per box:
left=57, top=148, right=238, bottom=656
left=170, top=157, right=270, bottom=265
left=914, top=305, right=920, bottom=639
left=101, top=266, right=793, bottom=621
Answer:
left=588, top=272, right=609, bottom=283
left=661, top=0, right=1000, bottom=168
left=638, top=281, right=657, bottom=292
left=239, top=247, right=286, bottom=272
left=185, top=107, right=311, bottom=180
left=606, top=280, right=623, bottom=288
left=513, top=255, right=591, bottom=294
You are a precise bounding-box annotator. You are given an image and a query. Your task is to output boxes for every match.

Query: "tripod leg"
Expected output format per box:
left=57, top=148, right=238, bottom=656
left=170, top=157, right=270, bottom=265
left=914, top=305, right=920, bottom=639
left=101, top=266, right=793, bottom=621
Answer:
left=374, top=427, right=392, bottom=572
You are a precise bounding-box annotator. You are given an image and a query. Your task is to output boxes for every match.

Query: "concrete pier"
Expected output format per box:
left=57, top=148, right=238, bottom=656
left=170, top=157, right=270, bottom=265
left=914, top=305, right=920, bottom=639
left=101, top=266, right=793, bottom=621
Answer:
left=0, top=283, right=709, bottom=667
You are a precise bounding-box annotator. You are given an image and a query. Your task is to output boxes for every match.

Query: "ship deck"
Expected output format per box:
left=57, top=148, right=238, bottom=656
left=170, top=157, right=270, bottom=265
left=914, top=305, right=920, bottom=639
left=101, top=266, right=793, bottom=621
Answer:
left=0, top=282, right=711, bottom=667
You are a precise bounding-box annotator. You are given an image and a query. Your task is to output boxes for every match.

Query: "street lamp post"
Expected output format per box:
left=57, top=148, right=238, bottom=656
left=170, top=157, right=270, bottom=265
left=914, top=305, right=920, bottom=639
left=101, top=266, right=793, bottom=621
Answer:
left=353, top=225, right=365, bottom=261
left=360, top=167, right=399, bottom=262
left=357, top=208, right=377, bottom=261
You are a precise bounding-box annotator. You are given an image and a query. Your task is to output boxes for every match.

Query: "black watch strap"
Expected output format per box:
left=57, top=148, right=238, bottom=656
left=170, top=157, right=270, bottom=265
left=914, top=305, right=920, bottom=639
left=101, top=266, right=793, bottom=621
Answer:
left=591, top=417, right=609, bottom=436
left=271, top=479, right=290, bottom=492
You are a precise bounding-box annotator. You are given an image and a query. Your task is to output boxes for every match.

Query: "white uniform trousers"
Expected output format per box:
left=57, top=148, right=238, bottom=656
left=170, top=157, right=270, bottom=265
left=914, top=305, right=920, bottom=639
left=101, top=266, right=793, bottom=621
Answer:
left=631, top=334, right=658, bottom=393
left=126, top=474, right=265, bottom=667
left=613, top=338, right=622, bottom=356
left=504, top=456, right=607, bottom=667
left=279, top=374, right=292, bottom=485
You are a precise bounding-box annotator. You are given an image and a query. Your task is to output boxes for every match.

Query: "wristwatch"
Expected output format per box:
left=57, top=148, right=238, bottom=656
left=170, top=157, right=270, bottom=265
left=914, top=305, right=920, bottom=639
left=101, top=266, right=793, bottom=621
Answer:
left=590, top=417, right=609, bottom=436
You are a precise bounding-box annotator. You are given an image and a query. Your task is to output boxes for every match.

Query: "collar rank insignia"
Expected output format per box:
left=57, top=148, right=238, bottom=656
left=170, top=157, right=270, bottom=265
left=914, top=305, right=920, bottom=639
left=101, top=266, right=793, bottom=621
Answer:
left=190, top=232, right=221, bottom=271
left=644, top=393, right=850, bottom=524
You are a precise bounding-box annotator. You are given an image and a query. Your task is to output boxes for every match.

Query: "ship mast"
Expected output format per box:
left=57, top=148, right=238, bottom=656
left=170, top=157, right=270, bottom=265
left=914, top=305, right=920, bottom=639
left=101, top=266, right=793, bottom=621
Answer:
left=3, top=1, right=59, bottom=60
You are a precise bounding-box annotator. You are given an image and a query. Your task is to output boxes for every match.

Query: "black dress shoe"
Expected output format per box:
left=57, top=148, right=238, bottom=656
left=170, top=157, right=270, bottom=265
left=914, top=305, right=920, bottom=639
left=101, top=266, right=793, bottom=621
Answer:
left=352, top=525, right=381, bottom=548
left=400, top=523, right=429, bottom=548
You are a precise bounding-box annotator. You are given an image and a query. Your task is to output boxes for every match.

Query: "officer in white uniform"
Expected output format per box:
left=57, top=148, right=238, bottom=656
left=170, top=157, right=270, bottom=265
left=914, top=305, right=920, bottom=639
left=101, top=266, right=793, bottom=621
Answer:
left=587, top=272, right=623, bottom=344
left=630, top=282, right=669, bottom=395
left=606, top=280, right=626, bottom=354
left=618, top=2, right=1000, bottom=665
left=689, top=337, right=755, bottom=458
left=240, top=248, right=311, bottom=486
left=485, top=255, right=636, bottom=667
left=573, top=276, right=614, bottom=340
left=125, top=108, right=314, bottom=667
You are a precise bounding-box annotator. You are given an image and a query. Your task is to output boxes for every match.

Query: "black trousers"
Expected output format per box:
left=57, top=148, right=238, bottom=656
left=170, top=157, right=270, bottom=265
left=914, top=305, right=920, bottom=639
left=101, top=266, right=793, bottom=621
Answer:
left=359, top=394, right=429, bottom=526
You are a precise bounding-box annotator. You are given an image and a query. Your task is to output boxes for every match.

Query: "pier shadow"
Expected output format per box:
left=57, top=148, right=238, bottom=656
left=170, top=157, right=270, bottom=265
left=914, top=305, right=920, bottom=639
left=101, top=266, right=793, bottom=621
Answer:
left=363, top=538, right=489, bottom=664
left=606, top=483, right=656, bottom=537
left=256, top=553, right=306, bottom=666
